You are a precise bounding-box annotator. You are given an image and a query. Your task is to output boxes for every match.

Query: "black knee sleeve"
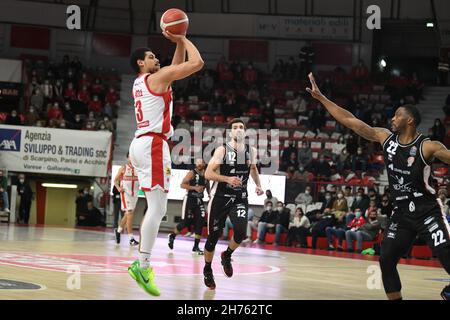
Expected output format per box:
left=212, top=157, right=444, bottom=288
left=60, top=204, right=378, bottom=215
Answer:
left=436, top=245, right=450, bottom=275
left=379, top=251, right=402, bottom=294
left=205, top=230, right=221, bottom=252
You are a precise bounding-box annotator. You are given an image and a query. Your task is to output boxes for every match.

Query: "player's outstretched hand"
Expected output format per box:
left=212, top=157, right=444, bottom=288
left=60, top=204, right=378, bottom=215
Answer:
left=227, top=176, right=242, bottom=188
left=255, top=186, right=264, bottom=196
left=162, top=30, right=186, bottom=43
left=306, top=72, right=324, bottom=100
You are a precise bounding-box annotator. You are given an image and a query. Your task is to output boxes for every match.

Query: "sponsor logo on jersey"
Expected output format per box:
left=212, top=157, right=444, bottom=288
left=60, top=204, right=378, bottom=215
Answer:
left=409, top=201, right=415, bottom=212
left=0, top=128, right=21, bottom=152
left=410, top=146, right=418, bottom=156
left=407, top=156, right=415, bottom=167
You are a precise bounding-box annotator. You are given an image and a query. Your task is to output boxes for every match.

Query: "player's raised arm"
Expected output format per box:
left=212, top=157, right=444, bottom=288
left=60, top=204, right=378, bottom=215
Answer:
left=423, top=140, right=450, bottom=164
left=153, top=31, right=204, bottom=83
left=250, top=147, right=264, bottom=196
left=306, top=73, right=391, bottom=144
left=171, top=37, right=186, bottom=65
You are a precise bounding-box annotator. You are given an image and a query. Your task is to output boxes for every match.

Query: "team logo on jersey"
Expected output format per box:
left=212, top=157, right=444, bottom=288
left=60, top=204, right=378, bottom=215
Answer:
left=0, top=128, right=21, bottom=152
left=409, top=201, right=415, bottom=212
left=407, top=156, right=415, bottom=167
left=410, top=146, right=418, bottom=156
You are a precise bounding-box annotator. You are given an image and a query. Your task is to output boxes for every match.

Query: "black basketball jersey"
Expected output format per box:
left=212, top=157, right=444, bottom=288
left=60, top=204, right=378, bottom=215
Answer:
left=212, top=142, right=251, bottom=198
left=187, top=169, right=206, bottom=198
left=383, top=133, right=436, bottom=203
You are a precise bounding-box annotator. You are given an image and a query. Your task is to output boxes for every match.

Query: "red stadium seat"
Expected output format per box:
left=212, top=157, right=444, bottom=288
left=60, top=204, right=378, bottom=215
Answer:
left=201, top=114, right=211, bottom=123
left=434, top=166, right=448, bottom=177
left=213, top=115, right=225, bottom=123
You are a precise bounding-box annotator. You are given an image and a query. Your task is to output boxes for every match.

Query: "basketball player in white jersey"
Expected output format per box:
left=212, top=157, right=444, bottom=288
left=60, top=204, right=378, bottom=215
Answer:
left=114, top=152, right=139, bottom=246
left=127, top=31, right=204, bottom=296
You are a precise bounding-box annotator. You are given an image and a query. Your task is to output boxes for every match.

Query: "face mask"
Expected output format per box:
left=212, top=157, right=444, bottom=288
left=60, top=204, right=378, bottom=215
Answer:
left=277, top=206, right=283, bottom=212
left=19, top=179, right=24, bottom=184
left=299, top=167, right=305, bottom=172
left=357, top=195, right=362, bottom=201
left=338, top=194, right=343, bottom=199
left=325, top=196, right=331, bottom=201
left=305, top=190, right=310, bottom=195
left=266, top=206, right=272, bottom=211
left=84, top=191, right=88, bottom=194
left=355, top=212, right=362, bottom=218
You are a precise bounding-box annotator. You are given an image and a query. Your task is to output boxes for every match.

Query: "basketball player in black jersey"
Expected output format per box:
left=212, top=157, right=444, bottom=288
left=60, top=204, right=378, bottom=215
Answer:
left=307, top=73, right=450, bottom=300
left=202, top=118, right=264, bottom=289
left=168, top=158, right=208, bottom=254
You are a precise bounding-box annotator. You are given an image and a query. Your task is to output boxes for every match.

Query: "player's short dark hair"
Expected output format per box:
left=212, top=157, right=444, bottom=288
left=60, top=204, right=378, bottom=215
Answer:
left=228, top=118, right=246, bottom=129
left=401, top=104, right=421, bottom=127
left=130, top=47, right=151, bottom=73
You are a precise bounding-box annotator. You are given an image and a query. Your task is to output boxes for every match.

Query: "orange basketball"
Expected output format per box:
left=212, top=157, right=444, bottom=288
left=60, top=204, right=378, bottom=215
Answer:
left=160, top=8, right=189, bottom=35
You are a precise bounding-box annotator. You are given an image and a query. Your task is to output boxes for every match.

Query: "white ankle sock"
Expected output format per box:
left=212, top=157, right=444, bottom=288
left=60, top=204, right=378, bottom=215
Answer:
left=139, top=252, right=151, bottom=269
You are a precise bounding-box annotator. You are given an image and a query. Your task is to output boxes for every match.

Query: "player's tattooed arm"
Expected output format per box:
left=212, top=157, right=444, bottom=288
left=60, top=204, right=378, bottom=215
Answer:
left=423, top=140, right=450, bottom=164
left=306, top=72, right=391, bottom=144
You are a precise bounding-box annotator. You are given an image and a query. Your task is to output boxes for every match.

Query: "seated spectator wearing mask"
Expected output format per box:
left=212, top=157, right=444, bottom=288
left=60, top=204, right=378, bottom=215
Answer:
left=331, top=191, right=348, bottom=222
left=320, top=191, right=335, bottom=212
left=349, top=187, right=370, bottom=223
left=295, top=186, right=313, bottom=206
left=311, top=208, right=336, bottom=249
left=274, top=202, right=291, bottom=246
left=345, top=210, right=381, bottom=253
left=253, top=202, right=278, bottom=244
left=326, top=207, right=364, bottom=251
left=380, top=194, right=393, bottom=219
left=285, top=207, right=310, bottom=247
left=77, top=201, right=105, bottom=227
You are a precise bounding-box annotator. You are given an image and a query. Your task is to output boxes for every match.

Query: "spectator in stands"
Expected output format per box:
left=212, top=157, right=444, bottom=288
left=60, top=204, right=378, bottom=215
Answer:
left=274, top=201, right=291, bottom=246
left=88, top=95, right=103, bottom=113
left=53, top=79, right=64, bottom=102
left=351, top=59, right=369, bottom=88
left=345, top=210, right=381, bottom=253
left=351, top=187, right=370, bottom=217
left=285, top=207, right=310, bottom=247
left=351, top=146, right=368, bottom=172
left=282, top=141, right=297, bottom=164
left=281, top=151, right=299, bottom=172
left=77, top=201, right=105, bottom=227
left=298, top=141, right=312, bottom=167
left=0, top=170, right=9, bottom=213
left=62, top=102, right=76, bottom=126
left=331, top=190, right=348, bottom=223
left=103, top=102, right=114, bottom=120
left=296, top=166, right=311, bottom=182
left=254, top=202, right=278, bottom=244
left=5, top=110, right=22, bottom=126
left=91, top=78, right=104, bottom=97
left=311, top=208, right=335, bottom=249
left=26, top=106, right=40, bottom=126
left=286, top=166, right=303, bottom=181
left=429, top=118, right=446, bottom=143
left=200, top=70, right=214, bottom=98
left=30, top=88, right=44, bottom=112
left=47, top=102, right=63, bottom=127
left=368, top=188, right=382, bottom=207
left=247, top=85, right=260, bottom=106
left=64, top=82, right=77, bottom=100
left=365, top=200, right=379, bottom=219
left=219, top=63, right=234, bottom=83
left=285, top=57, right=298, bottom=80
left=309, top=104, right=326, bottom=132
left=17, top=173, right=33, bottom=224
left=325, top=207, right=351, bottom=252
left=343, top=186, right=355, bottom=209
left=295, top=186, right=313, bottom=206
left=272, top=59, right=285, bottom=82
left=264, top=190, right=278, bottom=207
left=380, top=194, right=393, bottom=218
left=308, top=155, right=331, bottom=180
left=72, top=114, right=84, bottom=130
left=291, top=92, right=308, bottom=116
left=77, top=85, right=91, bottom=104
left=78, top=72, right=91, bottom=89
left=243, top=62, right=258, bottom=85
left=41, top=79, right=53, bottom=102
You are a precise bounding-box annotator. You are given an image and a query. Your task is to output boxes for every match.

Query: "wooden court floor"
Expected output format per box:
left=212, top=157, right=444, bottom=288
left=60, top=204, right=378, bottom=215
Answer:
left=0, top=225, right=448, bottom=300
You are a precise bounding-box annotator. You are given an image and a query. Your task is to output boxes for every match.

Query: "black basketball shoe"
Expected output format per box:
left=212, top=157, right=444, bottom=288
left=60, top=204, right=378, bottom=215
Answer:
left=220, top=251, right=233, bottom=278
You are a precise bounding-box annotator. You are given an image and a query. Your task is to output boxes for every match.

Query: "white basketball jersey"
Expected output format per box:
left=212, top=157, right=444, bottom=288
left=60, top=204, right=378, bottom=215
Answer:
left=132, top=73, right=174, bottom=139
left=120, top=163, right=140, bottom=196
